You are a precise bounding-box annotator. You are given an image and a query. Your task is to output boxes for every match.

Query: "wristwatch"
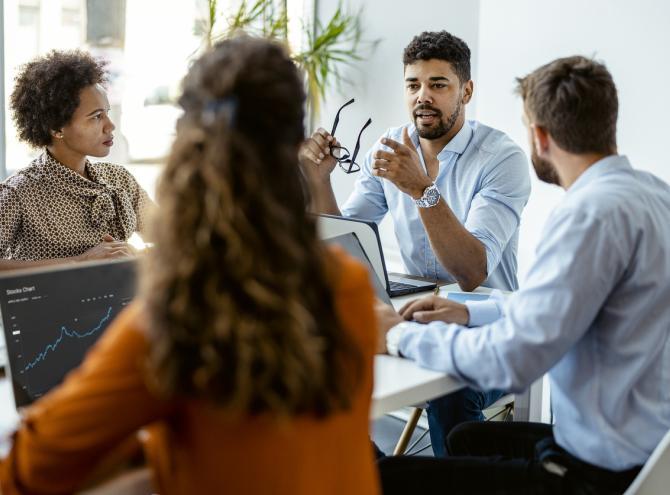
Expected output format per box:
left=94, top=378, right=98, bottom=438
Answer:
left=415, top=182, right=441, bottom=208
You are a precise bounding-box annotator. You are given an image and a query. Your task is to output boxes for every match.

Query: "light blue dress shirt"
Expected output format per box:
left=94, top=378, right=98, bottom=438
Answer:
left=395, top=155, right=670, bottom=471
left=341, top=120, right=530, bottom=291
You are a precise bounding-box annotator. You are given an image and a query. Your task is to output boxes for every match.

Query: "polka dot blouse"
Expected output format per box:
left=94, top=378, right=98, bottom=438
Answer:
left=0, top=151, right=155, bottom=261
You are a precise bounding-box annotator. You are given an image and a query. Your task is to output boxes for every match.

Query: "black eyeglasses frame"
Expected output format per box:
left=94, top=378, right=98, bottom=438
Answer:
left=329, top=98, right=371, bottom=174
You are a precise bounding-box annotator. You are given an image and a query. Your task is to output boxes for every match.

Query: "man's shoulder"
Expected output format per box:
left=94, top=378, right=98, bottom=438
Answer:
left=464, top=122, right=528, bottom=182
left=570, top=165, right=670, bottom=216
left=551, top=168, right=655, bottom=233
left=467, top=120, right=523, bottom=157
left=632, top=168, right=670, bottom=193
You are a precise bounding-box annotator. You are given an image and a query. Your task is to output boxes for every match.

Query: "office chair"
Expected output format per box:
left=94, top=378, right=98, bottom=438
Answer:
left=623, top=429, right=670, bottom=495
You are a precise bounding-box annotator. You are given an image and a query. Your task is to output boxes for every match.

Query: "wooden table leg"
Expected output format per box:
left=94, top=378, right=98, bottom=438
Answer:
left=393, top=407, right=423, bottom=455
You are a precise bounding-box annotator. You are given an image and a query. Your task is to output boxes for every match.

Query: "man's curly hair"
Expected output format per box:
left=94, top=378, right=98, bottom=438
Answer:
left=403, top=31, right=471, bottom=83
left=10, top=50, right=107, bottom=147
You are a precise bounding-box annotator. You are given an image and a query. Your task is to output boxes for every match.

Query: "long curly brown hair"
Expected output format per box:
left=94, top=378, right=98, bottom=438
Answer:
left=141, top=37, right=361, bottom=417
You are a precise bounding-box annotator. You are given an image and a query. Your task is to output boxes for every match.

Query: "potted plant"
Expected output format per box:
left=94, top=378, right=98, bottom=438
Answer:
left=196, top=0, right=375, bottom=126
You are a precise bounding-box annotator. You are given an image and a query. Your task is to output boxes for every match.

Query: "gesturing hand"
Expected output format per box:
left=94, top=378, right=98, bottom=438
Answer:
left=298, top=127, right=341, bottom=183
left=372, top=127, right=432, bottom=199
left=398, top=295, right=469, bottom=325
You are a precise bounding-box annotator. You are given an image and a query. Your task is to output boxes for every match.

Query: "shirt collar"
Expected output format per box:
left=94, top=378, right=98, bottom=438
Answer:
left=440, top=121, right=473, bottom=157
left=39, top=151, right=106, bottom=187
left=408, top=121, right=473, bottom=160
left=567, top=154, right=632, bottom=196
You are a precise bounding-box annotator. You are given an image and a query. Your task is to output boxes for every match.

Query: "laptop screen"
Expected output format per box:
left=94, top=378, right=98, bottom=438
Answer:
left=0, top=259, right=136, bottom=408
left=317, top=214, right=389, bottom=290
left=324, top=233, right=392, bottom=305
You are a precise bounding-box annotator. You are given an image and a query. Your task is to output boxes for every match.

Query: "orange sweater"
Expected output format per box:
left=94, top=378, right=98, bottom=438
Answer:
left=0, top=250, right=380, bottom=495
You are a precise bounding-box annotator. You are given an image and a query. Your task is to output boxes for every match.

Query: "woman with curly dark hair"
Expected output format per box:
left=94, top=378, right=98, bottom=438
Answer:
left=0, top=37, right=380, bottom=494
left=0, top=50, right=153, bottom=268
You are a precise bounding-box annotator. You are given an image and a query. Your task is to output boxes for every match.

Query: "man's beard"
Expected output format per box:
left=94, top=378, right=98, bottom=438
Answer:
left=531, top=147, right=560, bottom=186
left=414, top=100, right=461, bottom=140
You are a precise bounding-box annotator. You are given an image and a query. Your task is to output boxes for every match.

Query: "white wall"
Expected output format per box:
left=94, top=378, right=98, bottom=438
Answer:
left=475, top=0, right=670, bottom=280
left=316, top=0, right=481, bottom=270
left=316, top=0, right=670, bottom=279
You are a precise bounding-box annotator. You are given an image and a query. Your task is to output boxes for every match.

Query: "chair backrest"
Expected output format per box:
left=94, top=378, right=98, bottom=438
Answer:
left=623, top=429, right=670, bottom=495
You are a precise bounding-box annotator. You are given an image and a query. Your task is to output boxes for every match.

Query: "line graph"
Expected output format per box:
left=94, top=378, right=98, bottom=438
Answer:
left=21, top=306, right=113, bottom=373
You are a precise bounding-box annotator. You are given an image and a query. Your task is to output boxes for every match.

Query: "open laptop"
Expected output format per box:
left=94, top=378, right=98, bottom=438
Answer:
left=0, top=259, right=136, bottom=408
left=318, top=214, right=436, bottom=297
left=324, top=232, right=392, bottom=305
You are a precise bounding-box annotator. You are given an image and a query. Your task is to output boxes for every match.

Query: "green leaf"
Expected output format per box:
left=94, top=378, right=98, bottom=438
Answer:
left=198, top=0, right=378, bottom=122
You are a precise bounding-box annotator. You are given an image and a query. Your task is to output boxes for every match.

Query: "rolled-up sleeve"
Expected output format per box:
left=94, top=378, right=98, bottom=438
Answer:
left=464, top=149, right=530, bottom=277
left=341, top=137, right=389, bottom=224
left=0, top=185, right=22, bottom=258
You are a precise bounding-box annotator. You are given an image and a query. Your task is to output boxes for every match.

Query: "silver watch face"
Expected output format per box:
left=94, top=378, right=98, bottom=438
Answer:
left=416, top=183, right=440, bottom=208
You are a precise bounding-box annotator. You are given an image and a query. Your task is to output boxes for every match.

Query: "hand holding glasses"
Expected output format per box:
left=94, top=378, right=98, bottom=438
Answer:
left=329, top=98, right=372, bottom=174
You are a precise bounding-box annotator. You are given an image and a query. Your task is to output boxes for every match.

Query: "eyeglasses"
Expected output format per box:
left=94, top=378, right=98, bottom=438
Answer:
left=330, top=98, right=372, bottom=174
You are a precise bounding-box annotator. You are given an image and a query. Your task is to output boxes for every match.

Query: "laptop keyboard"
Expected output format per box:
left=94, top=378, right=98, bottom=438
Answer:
left=389, top=280, right=417, bottom=292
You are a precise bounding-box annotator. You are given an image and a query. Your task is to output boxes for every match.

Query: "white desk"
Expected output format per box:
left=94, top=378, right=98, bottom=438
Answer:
left=370, top=283, right=500, bottom=417
left=0, top=356, right=459, bottom=432
left=370, top=285, right=467, bottom=419
left=0, top=284, right=494, bottom=447
left=371, top=354, right=461, bottom=419
left=381, top=284, right=547, bottom=423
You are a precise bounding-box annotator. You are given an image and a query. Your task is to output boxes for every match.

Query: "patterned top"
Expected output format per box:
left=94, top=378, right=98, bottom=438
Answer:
left=0, top=152, right=154, bottom=260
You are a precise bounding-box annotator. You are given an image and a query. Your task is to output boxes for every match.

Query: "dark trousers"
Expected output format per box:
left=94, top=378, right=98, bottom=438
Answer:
left=378, top=422, right=641, bottom=495
left=427, top=387, right=506, bottom=457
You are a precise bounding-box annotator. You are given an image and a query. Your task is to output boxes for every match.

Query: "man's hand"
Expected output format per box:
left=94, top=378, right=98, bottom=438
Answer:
left=77, top=234, right=137, bottom=261
left=298, top=128, right=341, bottom=183
left=372, top=127, right=432, bottom=199
left=374, top=299, right=404, bottom=354
left=398, top=295, right=469, bottom=325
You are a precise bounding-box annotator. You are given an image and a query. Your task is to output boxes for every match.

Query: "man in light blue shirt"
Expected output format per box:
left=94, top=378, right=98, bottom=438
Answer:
left=302, top=32, right=530, bottom=293
left=300, top=31, right=530, bottom=456
left=342, top=120, right=529, bottom=291
left=376, top=56, right=670, bottom=494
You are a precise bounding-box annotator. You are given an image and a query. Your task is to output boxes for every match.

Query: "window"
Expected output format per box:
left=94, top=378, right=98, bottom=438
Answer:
left=2, top=0, right=314, bottom=193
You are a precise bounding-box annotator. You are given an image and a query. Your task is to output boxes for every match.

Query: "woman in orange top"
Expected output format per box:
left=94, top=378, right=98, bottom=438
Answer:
left=0, top=37, right=380, bottom=495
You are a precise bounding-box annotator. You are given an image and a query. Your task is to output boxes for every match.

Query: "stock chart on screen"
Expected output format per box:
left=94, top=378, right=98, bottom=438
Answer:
left=0, top=259, right=136, bottom=407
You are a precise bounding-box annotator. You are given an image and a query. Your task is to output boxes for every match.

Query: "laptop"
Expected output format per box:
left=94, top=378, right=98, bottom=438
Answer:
left=324, top=232, right=392, bottom=305
left=0, top=259, right=137, bottom=408
left=317, top=214, right=436, bottom=297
